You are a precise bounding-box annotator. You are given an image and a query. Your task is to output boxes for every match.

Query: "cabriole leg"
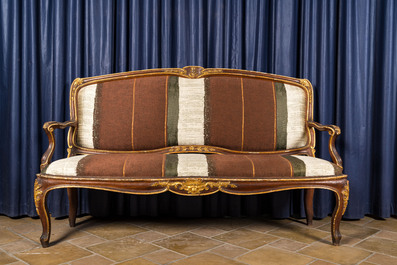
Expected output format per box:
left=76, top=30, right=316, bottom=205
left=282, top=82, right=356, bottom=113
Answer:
left=304, top=188, right=314, bottom=226
left=67, top=188, right=78, bottom=227
left=34, top=179, right=51, bottom=247
left=331, top=181, right=349, bottom=246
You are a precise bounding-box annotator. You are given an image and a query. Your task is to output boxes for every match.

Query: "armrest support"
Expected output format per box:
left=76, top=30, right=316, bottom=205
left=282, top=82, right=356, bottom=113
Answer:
left=40, top=121, right=77, bottom=171
left=308, top=121, right=343, bottom=169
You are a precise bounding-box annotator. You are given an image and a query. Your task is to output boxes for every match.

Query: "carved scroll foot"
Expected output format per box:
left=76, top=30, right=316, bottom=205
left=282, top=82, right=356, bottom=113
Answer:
left=34, top=179, right=51, bottom=248
left=304, top=188, right=314, bottom=226
left=67, top=188, right=78, bottom=227
left=331, top=181, right=349, bottom=246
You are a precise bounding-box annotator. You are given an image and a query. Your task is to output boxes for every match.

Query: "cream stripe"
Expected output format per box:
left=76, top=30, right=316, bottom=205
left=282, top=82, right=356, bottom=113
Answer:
left=45, top=155, right=89, bottom=176
left=292, top=155, right=335, bottom=176
left=272, top=82, right=277, bottom=150
left=177, top=78, right=205, bottom=145
left=77, top=84, right=97, bottom=148
left=285, top=84, right=307, bottom=149
left=177, top=154, right=208, bottom=177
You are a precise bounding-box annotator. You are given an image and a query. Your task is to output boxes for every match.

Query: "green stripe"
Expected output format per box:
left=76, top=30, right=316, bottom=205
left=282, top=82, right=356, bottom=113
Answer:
left=164, top=154, right=178, bottom=177
left=275, top=82, right=287, bottom=150
left=283, top=155, right=306, bottom=176
left=167, top=76, right=179, bottom=146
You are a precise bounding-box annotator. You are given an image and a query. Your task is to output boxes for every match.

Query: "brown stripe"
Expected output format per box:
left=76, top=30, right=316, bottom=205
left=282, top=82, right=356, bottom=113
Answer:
left=245, top=155, right=255, bottom=177
left=205, top=76, right=243, bottom=150
left=241, top=78, right=245, bottom=151
left=124, top=154, right=163, bottom=177
left=133, top=76, right=168, bottom=150
left=94, top=79, right=134, bottom=150
left=122, top=158, right=127, bottom=177
left=161, top=154, right=166, bottom=177
left=131, top=79, right=136, bottom=150
left=242, top=78, right=276, bottom=151
left=164, top=76, right=169, bottom=146
left=210, top=154, right=252, bottom=177
left=272, top=82, right=277, bottom=150
left=249, top=155, right=292, bottom=177
left=77, top=154, right=126, bottom=176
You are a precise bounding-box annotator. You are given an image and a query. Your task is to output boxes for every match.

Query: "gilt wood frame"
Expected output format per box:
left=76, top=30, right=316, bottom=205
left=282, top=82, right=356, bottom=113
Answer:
left=35, top=66, right=348, bottom=248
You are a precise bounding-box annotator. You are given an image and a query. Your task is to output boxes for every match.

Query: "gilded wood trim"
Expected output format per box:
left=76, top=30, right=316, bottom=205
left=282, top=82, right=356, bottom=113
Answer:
left=40, top=121, right=77, bottom=171
left=68, top=67, right=314, bottom=154
left=307, top=121, right=343, bottom=168
left=152, top=179, right=237, bottom=195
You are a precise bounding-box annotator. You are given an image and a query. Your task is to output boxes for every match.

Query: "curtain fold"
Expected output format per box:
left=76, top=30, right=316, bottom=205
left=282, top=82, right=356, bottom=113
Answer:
left=1, top=0, right=396, bottom=219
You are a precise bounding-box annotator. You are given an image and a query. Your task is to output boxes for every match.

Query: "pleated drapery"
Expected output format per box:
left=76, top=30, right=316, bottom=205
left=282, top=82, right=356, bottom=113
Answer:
left=0, top=0, right=396, bottom=219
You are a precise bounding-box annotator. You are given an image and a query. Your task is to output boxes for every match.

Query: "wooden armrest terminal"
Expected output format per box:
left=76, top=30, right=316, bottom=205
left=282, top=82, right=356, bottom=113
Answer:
left=40, top=121, right=77, bottom=171
left=308, top=121, right=343, bottom=169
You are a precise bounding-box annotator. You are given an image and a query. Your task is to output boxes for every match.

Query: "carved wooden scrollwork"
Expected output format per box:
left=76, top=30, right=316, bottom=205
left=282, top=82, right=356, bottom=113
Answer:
left=167, top=66, right=223, bottom=78
left=153, top=179, right=237, bottom=195
left=168, top=145, right=216, bottom=153
left=34, top=179, right=43, bottom=214
left=342, top=180, right=349, bottom=215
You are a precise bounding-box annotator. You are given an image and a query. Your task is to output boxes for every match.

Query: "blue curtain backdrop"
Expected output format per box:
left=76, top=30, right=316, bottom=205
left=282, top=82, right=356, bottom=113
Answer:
left=0, top=0, right=396, bottom=219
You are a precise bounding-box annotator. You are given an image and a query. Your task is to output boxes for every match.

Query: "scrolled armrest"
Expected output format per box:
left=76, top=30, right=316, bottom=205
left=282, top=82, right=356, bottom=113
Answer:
left=308, top=121, right=343, bottom=169
left=40, top=121, right=77, bottom=171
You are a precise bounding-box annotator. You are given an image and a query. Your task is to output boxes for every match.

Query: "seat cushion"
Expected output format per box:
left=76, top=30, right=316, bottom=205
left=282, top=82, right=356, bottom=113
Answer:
left=42, top=153, right=342, bottom=178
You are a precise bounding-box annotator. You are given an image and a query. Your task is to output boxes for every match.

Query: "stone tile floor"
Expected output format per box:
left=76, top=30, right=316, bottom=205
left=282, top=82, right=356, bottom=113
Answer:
left=0, top=214, right=396, bottom=265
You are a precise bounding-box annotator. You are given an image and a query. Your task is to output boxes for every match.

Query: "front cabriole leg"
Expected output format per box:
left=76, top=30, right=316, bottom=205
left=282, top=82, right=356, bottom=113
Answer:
left=34, top=178, right=51, bottom=247
left=331, top=180, right=349, bottom=246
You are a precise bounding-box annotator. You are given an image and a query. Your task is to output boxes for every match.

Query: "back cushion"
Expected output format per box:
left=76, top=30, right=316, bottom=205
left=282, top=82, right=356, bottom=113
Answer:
left=76, top=75, right=307, bottom=151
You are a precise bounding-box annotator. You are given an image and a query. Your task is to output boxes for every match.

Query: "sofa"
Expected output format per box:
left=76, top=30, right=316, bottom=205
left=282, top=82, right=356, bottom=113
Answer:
left=34, top=66, right=349, bottom=247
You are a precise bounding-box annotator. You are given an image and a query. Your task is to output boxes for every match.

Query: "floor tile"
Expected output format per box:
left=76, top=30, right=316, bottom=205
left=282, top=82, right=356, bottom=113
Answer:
left=172, top=252, right=245, bottom=265
left=298, top=242, right=371, bottom=265
left=143, top=249, right=185, bottom=264
left=309, top=260, right=337, bottom=265
left=0, top=250, right=18, bottom=264
left=88, top=237, right=159, bottom=262
left=70, top=254, right=113, bottom=265
left=0, top=239, right=39, bottom=254
left=210, top=244, right=248, bottom=258
left=142, top=221, right=199, bottom=235
left=320, top=235, right=363, bottom=246
left=201, top=218, right=253, bottom=231
left=244, top=221, right=278, bottom=233
left=269, top=224, right=329, bottom=244
left=83, top=221, right=147, bottom=240
left=366, top=253, right=397, bottom=265
left=0, top=228, right=21, bottom=245
left=373, top=230, right=397, bottom=241
left=23, top=226, right=89, bottom=245
left=15, top=242, right=91, bottom=265
left=269, top=238, right=308, bottom=251
left=356, top=237, right=397, bottom=257
left=191, top=226, right=227, bottom=237
left=366, top=218, right=397, bottom=233
left=237, top=246, right=314, bottom=265
left=318, top=222, right=379, bottom=239
left=214, top=228, right=278, bottom=249
left=132, top=231, right=168, bottom=243
left=154, top=232, right=222, bottom=255
left=117, top=257, right=158, bottom=265
left=67, top=234, right=107, bottom=247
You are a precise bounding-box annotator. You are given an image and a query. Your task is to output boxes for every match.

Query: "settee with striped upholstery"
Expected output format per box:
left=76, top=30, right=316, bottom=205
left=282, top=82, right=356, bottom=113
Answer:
left=34, top=66, right=349, bottom=247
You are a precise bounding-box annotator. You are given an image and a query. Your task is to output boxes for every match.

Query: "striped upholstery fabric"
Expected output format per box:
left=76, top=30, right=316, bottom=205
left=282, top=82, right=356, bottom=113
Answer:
left=43, top=154, right=342, bottom=178
left=76, top=76, right=307, bottom=151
